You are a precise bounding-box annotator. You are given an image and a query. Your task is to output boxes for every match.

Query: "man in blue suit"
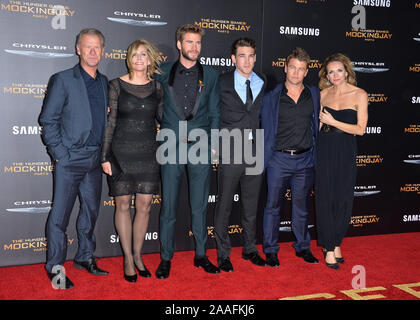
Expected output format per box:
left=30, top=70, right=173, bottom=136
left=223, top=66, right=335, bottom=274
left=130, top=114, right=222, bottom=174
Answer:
left=39, top=28, right=109, bottom=289
left=260, top=48, right=320, bottom=267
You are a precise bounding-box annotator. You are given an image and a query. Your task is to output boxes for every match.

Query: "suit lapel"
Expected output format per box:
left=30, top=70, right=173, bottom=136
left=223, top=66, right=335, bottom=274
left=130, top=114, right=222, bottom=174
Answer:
left=309, top=86, right=320, bottom=137
left=248, top=71, right=267, bottom=112
left=273, top=83, right=283, bottom=134
left=228, top=72, right=246, bottom=107
left=190, top=62, right=204, bottom=117
left=167, top=60, right=205, bottom=120
left=99, top=73, right=108, bottom=128
left=73, top=65, right=92, bottom=127
left=167, top=61, right=186, bottom=120
left=253, top=71, right=267, bottom=102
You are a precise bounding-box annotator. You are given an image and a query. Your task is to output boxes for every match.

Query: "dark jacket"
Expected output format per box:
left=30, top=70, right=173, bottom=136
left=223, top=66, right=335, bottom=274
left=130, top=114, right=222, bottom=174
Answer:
left=39, top=64, right=108, bottom=160
left=260, top=83, right=320, bottom=170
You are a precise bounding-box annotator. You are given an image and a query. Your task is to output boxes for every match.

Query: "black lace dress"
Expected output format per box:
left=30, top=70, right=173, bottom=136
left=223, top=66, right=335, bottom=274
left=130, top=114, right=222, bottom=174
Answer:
left=101, top=78, right=163, bottom=196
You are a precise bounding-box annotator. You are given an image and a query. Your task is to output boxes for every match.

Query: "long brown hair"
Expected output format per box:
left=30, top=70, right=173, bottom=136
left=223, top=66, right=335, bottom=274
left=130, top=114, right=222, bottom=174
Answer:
left=318, top=53, right=356, bottom=90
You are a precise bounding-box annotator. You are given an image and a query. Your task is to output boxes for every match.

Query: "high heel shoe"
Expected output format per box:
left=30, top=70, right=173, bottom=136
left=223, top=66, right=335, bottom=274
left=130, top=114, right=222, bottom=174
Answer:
left=335, top=257, right=345, bottom=264
left=333, top=247, right=344, bottom=264
left=135, top=262, right=151, bottom=278
left=124, top=273, right=137, bottom=282
left=325, top=260, right=339, bottom=270
left=123, top=259, right=137, bottom=282
left=323, top=249, right=339, bottom=270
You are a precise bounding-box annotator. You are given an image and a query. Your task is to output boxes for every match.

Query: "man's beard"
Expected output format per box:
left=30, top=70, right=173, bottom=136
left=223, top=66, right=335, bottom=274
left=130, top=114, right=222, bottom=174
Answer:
left=181, top=48, right=199, bottom=62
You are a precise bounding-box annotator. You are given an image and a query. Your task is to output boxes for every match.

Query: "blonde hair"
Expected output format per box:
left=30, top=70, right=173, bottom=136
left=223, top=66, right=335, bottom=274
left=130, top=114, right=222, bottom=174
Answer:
left=318, top=53, right=356, bottom=90
left=126, top=39, right=162, bottom=80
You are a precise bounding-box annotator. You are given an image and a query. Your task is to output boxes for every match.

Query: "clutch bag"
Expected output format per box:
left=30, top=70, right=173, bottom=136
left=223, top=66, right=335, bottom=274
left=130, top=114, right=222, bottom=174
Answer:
left=109, top=151, right=124, bottom=182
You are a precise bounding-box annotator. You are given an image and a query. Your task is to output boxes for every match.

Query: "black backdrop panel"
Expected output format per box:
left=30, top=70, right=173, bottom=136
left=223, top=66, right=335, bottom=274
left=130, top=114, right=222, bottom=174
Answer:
left=0, top=0, right=418, bottom=267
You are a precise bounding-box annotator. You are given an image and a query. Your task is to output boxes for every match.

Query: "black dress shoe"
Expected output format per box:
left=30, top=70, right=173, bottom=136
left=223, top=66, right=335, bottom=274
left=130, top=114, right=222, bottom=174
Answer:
left=242, top=252, right=266, bottom=266
left=218, top=258, right=234, bottom=272
left=296, top=249, right=319, bottom=264
left=194, top=256, right=220, bottom=274
left=265, top=253, right=280, bottom=267
left=156, top=259, right=171, bottom=279
left=124, top=273, right=137, bottom=283
left=73, top=258, right=109, bottom=275
left=48, top=270, right=74, bottom=290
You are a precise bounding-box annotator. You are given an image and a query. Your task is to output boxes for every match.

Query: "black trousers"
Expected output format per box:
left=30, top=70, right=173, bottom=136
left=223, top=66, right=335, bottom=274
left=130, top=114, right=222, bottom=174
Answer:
left=214, top=163, right=263, bottom=263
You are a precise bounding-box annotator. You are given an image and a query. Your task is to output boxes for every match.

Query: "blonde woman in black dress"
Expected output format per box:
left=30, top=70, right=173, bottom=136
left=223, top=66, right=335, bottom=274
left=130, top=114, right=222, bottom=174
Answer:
left=101, top=39, right=163, bottom=282
left=316, top=53, right=368, bottom=270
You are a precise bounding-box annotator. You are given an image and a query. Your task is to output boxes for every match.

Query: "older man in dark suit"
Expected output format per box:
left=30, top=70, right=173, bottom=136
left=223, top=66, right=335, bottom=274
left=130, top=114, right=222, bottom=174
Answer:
left=39, top=28, right=109, bottom=289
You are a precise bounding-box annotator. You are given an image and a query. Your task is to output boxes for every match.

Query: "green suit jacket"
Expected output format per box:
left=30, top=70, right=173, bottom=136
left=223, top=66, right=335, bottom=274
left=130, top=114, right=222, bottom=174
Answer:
left=156, top=60, right=220, bottom=152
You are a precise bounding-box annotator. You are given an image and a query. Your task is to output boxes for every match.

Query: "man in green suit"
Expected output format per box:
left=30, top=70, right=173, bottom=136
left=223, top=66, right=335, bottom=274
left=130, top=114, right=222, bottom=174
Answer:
left=155, top=24, right=221, bottom=279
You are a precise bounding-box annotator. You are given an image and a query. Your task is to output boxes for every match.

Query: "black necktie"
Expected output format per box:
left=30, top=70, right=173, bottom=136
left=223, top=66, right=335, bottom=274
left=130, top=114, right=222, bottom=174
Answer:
left=245, top=79, right=253, bottom=110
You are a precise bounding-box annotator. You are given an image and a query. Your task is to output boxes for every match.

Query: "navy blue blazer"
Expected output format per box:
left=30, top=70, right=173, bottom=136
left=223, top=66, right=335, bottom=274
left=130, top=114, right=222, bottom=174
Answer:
left=260, top=83, right=320, bottom=170
left=39, top=64, right=108, bottom=161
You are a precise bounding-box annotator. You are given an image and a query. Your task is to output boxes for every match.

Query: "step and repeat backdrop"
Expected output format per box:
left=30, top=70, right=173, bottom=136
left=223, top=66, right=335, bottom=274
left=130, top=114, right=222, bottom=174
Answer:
left=0, top=0, right=418, bottom=267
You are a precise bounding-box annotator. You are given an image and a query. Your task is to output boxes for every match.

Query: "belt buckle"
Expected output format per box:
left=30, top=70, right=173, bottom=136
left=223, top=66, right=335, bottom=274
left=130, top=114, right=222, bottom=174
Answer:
left=290, top=150, right=296, bottom=155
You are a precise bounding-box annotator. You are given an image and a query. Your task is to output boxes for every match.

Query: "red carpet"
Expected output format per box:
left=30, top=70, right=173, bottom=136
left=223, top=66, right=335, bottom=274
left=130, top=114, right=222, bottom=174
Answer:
left=0, top=232, right=419, bottom=300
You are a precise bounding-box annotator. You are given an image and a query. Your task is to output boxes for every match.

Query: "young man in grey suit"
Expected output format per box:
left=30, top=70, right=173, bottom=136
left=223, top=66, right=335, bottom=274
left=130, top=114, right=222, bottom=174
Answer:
left=214, top=38, right=267, bottom=272
left=39, top=28, right=109, bottom=289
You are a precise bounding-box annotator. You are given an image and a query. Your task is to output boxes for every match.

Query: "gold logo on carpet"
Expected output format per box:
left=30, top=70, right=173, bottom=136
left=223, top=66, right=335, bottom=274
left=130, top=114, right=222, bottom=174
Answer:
left=279, top=282, right=420, bottom=300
